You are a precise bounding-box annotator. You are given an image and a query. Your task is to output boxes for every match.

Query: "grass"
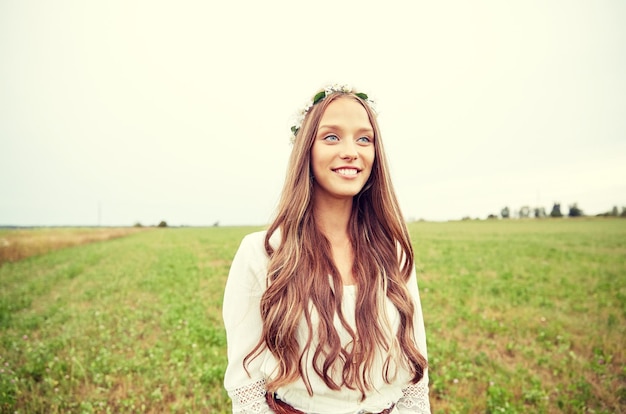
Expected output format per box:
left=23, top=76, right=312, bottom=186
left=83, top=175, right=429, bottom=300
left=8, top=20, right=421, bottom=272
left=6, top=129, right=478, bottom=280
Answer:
left=0, top=219, right=624, bottom=413
left=0, top=227, right=147, bottom=265
left=414, top=219, right=625, bottom=413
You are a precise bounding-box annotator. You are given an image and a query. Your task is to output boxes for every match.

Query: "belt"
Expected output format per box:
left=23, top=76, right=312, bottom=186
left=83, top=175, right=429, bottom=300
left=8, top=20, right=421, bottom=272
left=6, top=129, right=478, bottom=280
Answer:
left=357, top=404, right=395, bottom=414
left=266, top=392, right=395, bottom=414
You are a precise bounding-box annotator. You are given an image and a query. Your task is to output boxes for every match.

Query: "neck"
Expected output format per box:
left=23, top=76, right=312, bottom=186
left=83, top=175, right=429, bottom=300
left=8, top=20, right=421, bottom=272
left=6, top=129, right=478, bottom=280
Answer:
left=312, top=195, right=353, bottom=241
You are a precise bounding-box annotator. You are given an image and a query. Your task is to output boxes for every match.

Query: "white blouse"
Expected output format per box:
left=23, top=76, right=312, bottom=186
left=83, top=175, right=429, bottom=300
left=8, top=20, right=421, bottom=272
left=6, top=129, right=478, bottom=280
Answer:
left=223, top=231, right=431, bottom=414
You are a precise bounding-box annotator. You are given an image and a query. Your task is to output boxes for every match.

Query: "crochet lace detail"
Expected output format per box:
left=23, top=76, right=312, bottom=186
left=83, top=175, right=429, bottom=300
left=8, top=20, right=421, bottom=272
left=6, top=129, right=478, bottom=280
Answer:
left=232, top=378, right=268, bottom=414
left=397, top=379, right=431, bottom=413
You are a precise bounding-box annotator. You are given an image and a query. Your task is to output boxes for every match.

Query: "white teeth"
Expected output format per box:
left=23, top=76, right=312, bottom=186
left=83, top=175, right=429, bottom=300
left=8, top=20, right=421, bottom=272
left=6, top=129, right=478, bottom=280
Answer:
left=335, top=168, right=358, bottom=176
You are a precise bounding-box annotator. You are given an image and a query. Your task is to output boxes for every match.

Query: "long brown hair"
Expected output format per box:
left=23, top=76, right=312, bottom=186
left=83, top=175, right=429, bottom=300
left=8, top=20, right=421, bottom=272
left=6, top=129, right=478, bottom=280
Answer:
left=244, top=91, right=427, bottom=399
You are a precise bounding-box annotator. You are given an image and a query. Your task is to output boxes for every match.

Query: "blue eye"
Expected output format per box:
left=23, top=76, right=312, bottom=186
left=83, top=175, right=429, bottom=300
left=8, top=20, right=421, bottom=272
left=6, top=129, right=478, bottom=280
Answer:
left=324, top=135, right=339, bottom=142
left=357, top=136, right=372, bottom=143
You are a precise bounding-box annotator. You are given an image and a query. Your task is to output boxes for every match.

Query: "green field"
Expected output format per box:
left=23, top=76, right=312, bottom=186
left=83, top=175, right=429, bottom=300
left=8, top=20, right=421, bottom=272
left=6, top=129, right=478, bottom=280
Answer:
left=1, top=219, right=624, bottom=413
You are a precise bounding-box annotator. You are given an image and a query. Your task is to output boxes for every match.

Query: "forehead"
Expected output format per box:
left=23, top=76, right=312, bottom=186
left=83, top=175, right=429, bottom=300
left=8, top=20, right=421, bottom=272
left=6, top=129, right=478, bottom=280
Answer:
left=319, top=97, right=372, bottom=128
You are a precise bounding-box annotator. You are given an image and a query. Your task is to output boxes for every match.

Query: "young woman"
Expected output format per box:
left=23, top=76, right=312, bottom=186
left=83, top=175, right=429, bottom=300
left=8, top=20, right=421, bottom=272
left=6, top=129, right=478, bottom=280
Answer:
left=223, top=84, right=430, bottom=413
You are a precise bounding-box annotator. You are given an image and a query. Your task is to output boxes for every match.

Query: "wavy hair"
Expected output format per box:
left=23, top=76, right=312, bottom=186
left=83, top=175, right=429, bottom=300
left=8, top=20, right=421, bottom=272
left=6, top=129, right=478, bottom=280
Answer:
left=244, top=91, right=427, bottom=400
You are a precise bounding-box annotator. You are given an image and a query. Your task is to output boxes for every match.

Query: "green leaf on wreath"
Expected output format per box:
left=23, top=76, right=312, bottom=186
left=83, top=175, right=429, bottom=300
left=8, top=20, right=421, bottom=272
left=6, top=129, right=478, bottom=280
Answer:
left=313, top=91, right=326, bottom=104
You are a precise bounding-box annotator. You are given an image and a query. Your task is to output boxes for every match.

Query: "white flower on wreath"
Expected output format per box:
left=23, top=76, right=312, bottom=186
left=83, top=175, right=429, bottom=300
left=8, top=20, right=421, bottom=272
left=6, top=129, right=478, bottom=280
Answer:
left=324, top=84, right=352, bottom=96
left=289, top=84, right=376, bottom=143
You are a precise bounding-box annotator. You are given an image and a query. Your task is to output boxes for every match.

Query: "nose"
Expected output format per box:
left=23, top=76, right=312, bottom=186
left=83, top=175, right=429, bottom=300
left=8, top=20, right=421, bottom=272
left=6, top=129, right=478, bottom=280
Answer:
left=340, top=139, right=358, bottom=160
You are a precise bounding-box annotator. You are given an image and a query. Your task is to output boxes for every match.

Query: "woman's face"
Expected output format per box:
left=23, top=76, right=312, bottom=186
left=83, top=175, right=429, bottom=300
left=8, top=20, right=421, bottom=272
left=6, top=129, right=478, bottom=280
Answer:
left=310, top=97, right=375, bottom=202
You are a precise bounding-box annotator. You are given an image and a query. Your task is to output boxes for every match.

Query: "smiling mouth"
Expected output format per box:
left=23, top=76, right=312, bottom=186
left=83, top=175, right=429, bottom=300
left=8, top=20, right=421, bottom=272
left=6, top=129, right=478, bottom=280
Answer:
left=333, top=168, right=360, bottom=176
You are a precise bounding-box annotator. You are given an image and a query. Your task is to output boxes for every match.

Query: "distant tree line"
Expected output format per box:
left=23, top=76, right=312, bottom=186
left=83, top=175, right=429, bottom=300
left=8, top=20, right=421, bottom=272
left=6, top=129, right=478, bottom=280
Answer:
left=133, top=220, right=169, bottom=228
left=488, top=204, right=626, bottom=220
left=130, top=220, right=221, bottom=227
left=596, top=206, right=626, bottom=218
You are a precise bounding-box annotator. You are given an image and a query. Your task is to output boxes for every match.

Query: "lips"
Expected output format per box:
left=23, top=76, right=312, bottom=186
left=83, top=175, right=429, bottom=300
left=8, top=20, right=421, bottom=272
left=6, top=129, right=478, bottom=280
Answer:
left=333, top=168, right=360, bottom=176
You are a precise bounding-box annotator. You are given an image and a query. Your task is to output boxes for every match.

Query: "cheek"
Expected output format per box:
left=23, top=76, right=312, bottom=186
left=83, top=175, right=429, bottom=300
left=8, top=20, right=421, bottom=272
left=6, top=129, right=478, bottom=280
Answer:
left=311, top=145, right=330, bottom=168
left=310, top=149, right=324, bottom=178
left=365, top=153, right=376, bottom=178
left=310, top=149, right=318, bottom=168
left=365, top=149, right=376, bottom=168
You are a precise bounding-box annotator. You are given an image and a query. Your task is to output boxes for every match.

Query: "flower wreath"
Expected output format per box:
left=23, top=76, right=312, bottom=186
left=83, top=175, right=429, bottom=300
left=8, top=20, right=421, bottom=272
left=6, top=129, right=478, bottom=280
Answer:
left=290, top=83, right=377, bottom=143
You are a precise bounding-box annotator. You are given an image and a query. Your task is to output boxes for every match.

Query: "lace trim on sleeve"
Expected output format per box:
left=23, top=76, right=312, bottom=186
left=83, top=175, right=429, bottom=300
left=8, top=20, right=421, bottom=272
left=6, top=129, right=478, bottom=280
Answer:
left=231, top=378, right=270, bottom=414
left=397, top=379, right=431, bottom=413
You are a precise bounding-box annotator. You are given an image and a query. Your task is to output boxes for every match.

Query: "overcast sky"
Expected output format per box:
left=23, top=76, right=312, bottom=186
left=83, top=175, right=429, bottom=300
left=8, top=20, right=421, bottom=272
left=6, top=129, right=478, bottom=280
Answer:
left=1, top=0, right=625, bottom=226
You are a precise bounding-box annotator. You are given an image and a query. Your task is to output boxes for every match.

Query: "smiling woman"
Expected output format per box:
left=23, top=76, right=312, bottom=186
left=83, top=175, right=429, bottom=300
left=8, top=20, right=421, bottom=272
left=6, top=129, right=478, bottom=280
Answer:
left=311, top=97, right=376, bottom=209
left=223, top=84, right=430, bottom=413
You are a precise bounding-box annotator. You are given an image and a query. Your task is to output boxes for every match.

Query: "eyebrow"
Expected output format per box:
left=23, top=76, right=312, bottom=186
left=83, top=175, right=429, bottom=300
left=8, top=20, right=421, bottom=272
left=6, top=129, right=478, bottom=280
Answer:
left=318, top=124, right=374, bottom=134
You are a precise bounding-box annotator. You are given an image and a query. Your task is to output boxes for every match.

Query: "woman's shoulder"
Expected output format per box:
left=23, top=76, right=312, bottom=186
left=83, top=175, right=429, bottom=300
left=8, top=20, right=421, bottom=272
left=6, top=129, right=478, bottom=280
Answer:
left=236, top=230, right=267, bottom=259
left=239, top=228, right=281, bottom=249
left=236, top=228, right=282, bottom=259
left=240, top=229, right=267, bottom=245
left=227, top=231, right=270, bottom=287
